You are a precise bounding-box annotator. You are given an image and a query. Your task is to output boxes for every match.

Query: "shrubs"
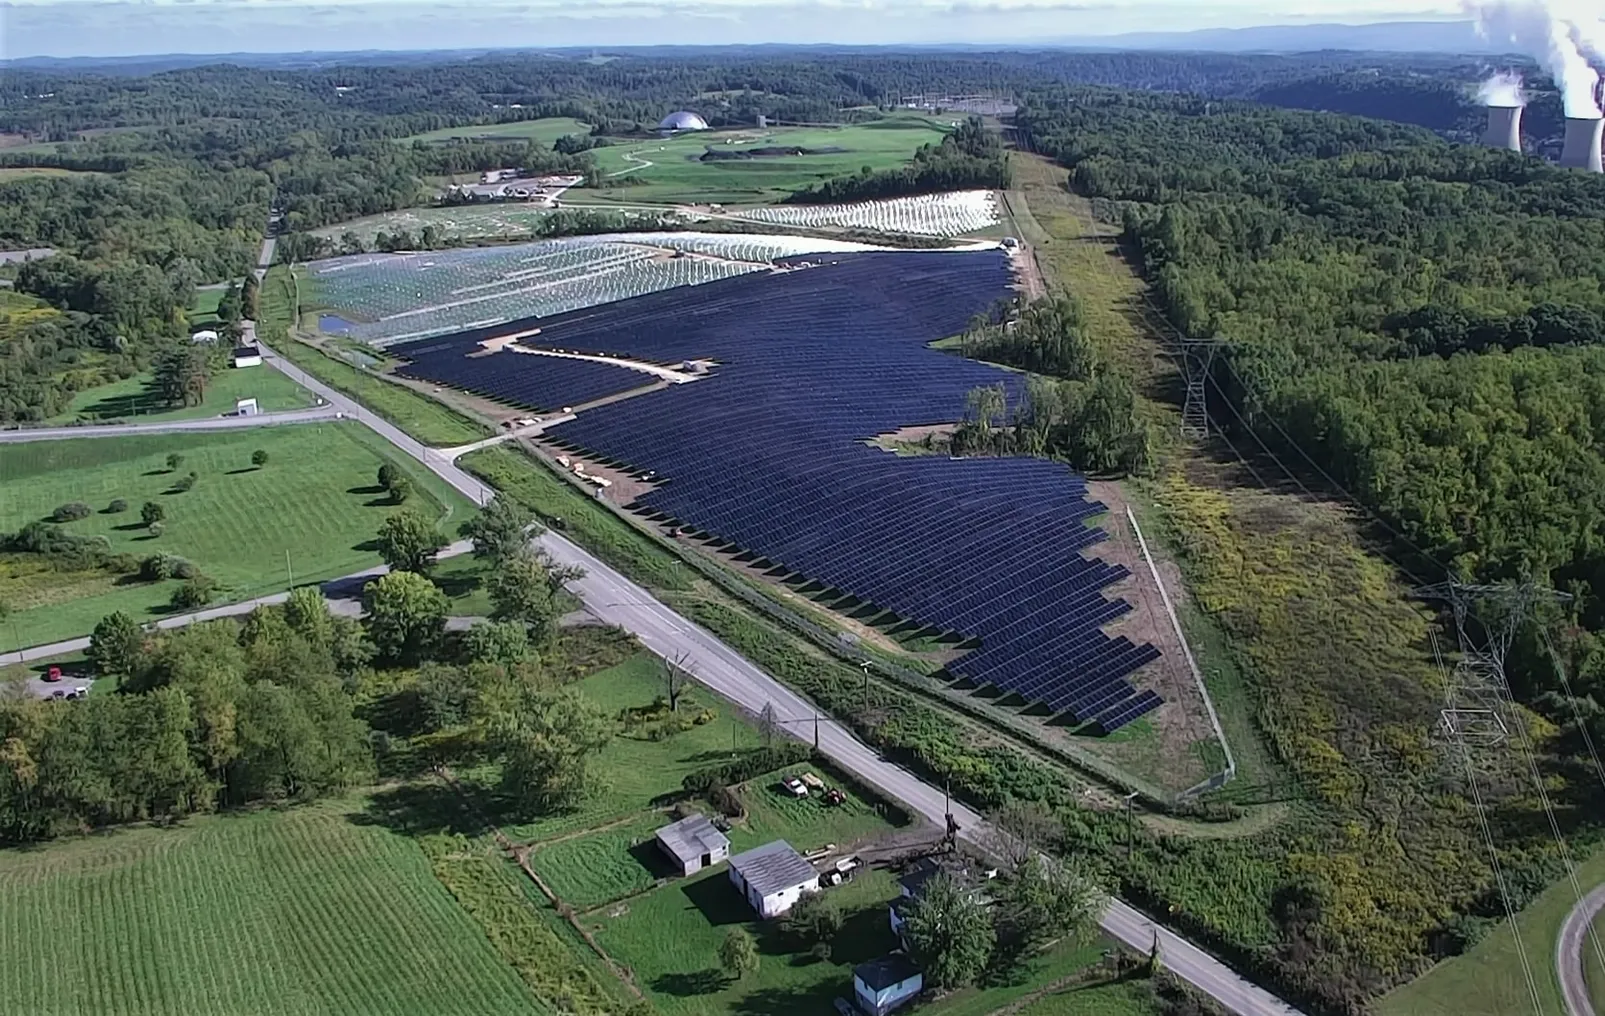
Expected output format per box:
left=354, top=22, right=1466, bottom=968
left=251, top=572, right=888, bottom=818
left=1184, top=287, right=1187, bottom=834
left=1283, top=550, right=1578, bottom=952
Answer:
left=170, top=576, right=219, bottom=610
left=139, top=553, right=199, bottom=582
left=251, top=449, right=269, bottom=468
left=681, top=742, right=811, bottom=793
left=106, top=498, right=129, bottom=514
left=171, top=472, right=197, bottom=493
left=51, top=502, right=92, bottom=523
left=141, top=501, right=165, bottom=526
left=147, top=522, right=164, bottom=539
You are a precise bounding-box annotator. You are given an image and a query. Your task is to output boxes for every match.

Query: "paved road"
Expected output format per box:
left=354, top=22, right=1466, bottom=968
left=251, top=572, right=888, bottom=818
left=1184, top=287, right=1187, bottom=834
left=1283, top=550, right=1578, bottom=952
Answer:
left=256, top=339, right=1307, bottom=1016
left=0, top=406, right=342, bottom=443
left=1558, top=883, right=1605, bottom=1016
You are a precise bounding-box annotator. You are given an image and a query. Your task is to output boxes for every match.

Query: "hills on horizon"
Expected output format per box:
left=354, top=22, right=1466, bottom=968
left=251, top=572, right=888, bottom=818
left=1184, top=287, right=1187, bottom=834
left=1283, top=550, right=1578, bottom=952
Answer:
left=4, top=20, right=1512, bottom=71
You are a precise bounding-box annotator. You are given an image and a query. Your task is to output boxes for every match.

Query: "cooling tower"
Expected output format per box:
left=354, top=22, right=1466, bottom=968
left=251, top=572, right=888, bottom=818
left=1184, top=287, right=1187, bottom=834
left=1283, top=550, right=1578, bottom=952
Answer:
left=1482, top=104, right=1523, bottom=152
left=1561, top=117, right=1605, bottom=172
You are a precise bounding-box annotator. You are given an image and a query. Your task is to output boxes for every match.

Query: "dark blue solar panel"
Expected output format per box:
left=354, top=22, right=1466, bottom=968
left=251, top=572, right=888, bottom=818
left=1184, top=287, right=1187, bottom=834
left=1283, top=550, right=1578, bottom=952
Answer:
left=394, top=251, right=1162, bottom=717
left=393, top=348, right=653, bottom=412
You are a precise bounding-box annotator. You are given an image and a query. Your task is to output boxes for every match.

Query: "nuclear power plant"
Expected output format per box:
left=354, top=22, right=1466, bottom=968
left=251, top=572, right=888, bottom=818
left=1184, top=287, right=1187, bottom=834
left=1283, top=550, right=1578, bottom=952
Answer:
left=1482, top=105, right=1524, bottom=151
left=1560, top=116, right=1605, bottom=172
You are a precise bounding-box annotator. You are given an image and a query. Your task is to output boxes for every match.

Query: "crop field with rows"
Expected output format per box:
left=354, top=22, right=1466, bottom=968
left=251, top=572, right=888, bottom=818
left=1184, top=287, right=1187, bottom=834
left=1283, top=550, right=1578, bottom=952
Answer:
left=734, top=189, right=1000, bottom=236
left=304, top=233, right=883, bottom=346
left=0, top=798, right=547, bottom=1016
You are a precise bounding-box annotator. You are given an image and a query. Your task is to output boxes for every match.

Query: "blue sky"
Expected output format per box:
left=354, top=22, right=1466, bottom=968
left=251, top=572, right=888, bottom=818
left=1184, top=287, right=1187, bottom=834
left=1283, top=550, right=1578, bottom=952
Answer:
left=2, top=0, right=1466, bottom=59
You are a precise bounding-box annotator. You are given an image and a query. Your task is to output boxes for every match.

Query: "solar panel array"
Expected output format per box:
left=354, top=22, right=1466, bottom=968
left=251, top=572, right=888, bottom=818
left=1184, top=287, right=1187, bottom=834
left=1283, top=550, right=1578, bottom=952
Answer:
left=393, top=345, right=655, bottom=412
left=391, top=250, right=1163, bottom=731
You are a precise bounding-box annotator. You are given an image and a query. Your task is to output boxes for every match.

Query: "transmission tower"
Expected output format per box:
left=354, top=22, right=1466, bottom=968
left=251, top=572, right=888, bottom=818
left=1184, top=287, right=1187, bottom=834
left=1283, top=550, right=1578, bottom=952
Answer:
left=1179, top=339, right=1221, bottom=440
left=1414, top=582, right=1569, bottom=755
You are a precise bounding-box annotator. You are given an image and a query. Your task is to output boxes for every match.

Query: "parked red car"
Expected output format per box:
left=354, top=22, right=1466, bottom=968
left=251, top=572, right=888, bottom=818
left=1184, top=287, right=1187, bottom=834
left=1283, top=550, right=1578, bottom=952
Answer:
left=42, top=666, right=63, bottom=683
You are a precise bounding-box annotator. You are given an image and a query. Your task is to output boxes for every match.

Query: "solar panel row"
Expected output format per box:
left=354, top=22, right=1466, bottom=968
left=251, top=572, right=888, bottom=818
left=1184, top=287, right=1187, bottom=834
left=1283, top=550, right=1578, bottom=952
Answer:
left=391, top=250, right=1164, bottom=732
left=393, top=347, right=654, bottom=412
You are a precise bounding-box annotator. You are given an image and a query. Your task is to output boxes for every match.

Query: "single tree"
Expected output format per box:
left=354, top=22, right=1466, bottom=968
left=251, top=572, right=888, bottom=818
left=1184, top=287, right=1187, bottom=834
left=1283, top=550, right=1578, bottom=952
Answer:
left=166, top=453, right=185, bottom=473
left=488, top=548, right=582, bottom=643
left=283, top=586, right=333, bottom=647
left=154, top=346, right=212, bottom=408
left=903, top=873, right=996, bottom=990
left=661, top=652, right=694, bottom=712
left=988, top=799, right=1061, bottom=869
left=376, top=510, right=446, bottom=574
left=461, top=495, right=538, bottom=563
left=479, top=686, right=614, bottom=812
left=172, top=472, right=196, bottom=493
left=388, top=475, right=413, bottom=504
left=758, top=702, right=780, bottom=747
left=148, top=522, right=165, bottom=539
left=464, top=620, right=532, bottom=666
left=377, top=462, right=399, bottom=492
left=363, top=570, right=449, bottom=664
left=142, top=501, right=166, bottom=525
left=998, top=855, right=1104, bottom=951
left=719, top=927, right=760, bottom=981
left=783, top=889, right=842, bottom=954
left=106, top=498, right=128, bottom=514
left=251, top=449, right=269, bottom=469
left=171, top=576, right=219, bottom=610
left=87, top=611, right=145, bottom=677
left=241, top=273, right=261, bottom=319
left=217, top=282, right=243, bottom=325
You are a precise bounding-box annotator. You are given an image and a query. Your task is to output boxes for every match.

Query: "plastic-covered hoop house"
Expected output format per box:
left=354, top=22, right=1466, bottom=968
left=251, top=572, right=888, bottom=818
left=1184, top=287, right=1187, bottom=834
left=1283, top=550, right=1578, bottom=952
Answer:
left=658, top=111, right=709, bottom=132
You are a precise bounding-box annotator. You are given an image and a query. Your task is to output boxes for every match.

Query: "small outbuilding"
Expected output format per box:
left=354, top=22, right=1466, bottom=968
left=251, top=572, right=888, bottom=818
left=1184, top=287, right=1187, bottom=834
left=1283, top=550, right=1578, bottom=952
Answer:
left=853, top=954, right=923, bottom=1015
left=655, top=814, right=729, bottom=877
left=191, top=329, right=220, bottom=344
left=727, top=840, right=818, bottom=918
left=232, top=346, right=263, bottom=368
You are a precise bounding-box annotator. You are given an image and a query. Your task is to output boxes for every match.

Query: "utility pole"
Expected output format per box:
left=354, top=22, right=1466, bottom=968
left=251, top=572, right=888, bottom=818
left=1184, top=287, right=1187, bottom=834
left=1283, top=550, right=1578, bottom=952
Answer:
left=860, top=660, right=871, bottom=713
left=1124, top=790, right=1139, bottom=859
left=285, top=549, right=294, bottom=590
left=813, top=711, right=819, bottom=750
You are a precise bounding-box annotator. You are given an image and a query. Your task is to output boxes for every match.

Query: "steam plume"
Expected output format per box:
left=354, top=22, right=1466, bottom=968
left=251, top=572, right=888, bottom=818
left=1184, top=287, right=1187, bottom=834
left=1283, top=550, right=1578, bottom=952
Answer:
left=1479, top=69, right=1528, bottom=106
left=1469, top=0, right=1604, bottom=118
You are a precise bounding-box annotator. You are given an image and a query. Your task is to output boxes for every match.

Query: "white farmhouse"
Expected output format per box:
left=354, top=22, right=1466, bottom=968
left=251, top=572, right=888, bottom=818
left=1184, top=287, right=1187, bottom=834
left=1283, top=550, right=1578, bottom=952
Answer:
left=727, top=841, right=818, bottom=919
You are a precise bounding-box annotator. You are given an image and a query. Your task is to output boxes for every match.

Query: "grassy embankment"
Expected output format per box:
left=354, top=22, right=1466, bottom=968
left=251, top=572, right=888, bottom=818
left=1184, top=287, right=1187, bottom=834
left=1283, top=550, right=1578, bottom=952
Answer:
left=0, top=424, right=474, bottom=650
left=258, top=265, right=491, bottom=447
left=1378, top=847, right=1605, bottom=1016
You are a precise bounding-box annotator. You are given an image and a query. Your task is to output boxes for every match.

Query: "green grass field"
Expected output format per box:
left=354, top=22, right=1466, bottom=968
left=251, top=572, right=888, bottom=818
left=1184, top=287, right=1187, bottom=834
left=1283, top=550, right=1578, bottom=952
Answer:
left=0, top=423, right=476, bottom=649
left=1010, top=979, right=1158, bottom=1015
left=497, top=654, right=764, bottom=842
left=190, top=287, right=225, bottom=327
left=577, top=115, right=950, bottom=206
left=274, top=336, right=491, bottom=447
left=46, top=366, right=315, bottom=424
left=0, top=798, right=547, bottom=1016
left=1378, top=848, right=1605, bottom=1016
left=399, top=117, right=592, bottom=147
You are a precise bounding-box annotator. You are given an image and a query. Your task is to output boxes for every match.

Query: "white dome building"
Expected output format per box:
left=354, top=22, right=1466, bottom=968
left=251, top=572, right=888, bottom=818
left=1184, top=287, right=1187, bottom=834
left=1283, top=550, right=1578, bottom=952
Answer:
left=658, top=111, right=710, bottom=132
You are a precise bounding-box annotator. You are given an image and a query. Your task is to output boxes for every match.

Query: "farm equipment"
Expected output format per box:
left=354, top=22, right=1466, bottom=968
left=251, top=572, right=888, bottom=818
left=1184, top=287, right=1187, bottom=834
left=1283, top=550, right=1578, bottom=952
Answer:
left=799, top=772, right=825, bottom=792
left=822, top=788, right=847, bottom=807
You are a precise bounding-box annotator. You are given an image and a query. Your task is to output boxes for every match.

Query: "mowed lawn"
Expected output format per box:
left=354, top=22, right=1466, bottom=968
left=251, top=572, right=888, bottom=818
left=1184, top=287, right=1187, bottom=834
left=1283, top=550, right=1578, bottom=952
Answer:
left=498, top=654, right=768, bottom=843
left=1379, top=847, right=1605, bottom=1016
left=400, top=117, right=591, bottom=146
left=47, top=366, right=316, bottom=424
left=0, top=798, right=547, bottom=1016
left=579, top=116, right=950, bottom=206
left=0, top=423, right=476, bottom=649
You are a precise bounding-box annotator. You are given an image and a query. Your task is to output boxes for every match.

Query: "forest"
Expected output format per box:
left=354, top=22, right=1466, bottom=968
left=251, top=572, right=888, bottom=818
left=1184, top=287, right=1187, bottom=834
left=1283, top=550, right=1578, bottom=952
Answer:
left=1017, top=85, right=1605, bottom=1014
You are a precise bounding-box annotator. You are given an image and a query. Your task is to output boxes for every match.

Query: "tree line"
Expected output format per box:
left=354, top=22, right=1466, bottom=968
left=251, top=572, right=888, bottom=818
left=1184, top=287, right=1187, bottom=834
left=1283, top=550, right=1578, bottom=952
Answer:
left=1018, top=85, right=1605, bottom=1013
